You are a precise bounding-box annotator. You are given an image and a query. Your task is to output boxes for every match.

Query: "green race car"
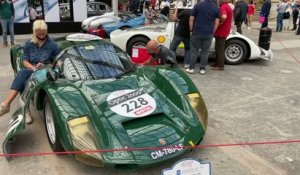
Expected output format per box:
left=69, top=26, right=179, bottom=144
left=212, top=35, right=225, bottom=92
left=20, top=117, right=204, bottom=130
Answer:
left=3, top=34, right=208, bottom=170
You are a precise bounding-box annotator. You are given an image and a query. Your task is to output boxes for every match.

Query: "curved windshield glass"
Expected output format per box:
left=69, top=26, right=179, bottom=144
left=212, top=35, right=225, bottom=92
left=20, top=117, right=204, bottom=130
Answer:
left=60, top=42, right=135, bottom=81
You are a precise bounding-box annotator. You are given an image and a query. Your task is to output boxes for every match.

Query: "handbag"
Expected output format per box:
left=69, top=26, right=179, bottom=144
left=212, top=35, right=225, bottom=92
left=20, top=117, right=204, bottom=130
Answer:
left=283, top=11, right=290, bottom=19
left=283, top=4, right=290, bottom=19
left=259, top=16, right=265, bottom=23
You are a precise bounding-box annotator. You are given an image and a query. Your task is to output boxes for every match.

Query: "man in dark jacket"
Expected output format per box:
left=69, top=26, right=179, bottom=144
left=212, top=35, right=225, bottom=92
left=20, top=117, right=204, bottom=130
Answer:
left=170, top=7, right=192, bottom=68
left=234, top=0, right=248, bottom=34
left=260, top=0, right=272, bottom=28
left=291, top=2, right=299, bottom=30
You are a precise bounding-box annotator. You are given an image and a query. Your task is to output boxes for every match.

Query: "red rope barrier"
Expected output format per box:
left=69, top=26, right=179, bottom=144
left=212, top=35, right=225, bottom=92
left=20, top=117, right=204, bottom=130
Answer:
left=1, top=139, right=299, bottom=158
left=272, top=34, right=300, bottom=64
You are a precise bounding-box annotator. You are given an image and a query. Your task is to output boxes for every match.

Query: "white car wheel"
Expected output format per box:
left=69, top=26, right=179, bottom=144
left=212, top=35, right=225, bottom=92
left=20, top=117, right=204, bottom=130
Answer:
left=44, top=96, right=64, bottom=152
left=225, top=39, right=248, bottom=65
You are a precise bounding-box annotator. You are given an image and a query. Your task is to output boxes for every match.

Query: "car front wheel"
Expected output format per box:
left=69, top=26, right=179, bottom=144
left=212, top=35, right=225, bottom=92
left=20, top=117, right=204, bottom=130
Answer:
left=44, top=96, right=64, bottom=152
left=225, top=39, right=248, bottom=65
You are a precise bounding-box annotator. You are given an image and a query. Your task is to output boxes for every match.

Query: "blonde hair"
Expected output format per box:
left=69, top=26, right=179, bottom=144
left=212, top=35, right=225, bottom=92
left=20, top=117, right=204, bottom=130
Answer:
left=31, top=20, right=48, bottom=44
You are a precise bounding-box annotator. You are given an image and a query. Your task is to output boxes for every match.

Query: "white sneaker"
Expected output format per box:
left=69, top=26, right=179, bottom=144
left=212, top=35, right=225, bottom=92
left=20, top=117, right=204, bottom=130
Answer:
left=185, top=68, right=194, bottom=74
left=184, top=64, right=189, bottom=69
left=199, top=69, right=206, bottom=74
left=25, top=112, right=33, bottom=124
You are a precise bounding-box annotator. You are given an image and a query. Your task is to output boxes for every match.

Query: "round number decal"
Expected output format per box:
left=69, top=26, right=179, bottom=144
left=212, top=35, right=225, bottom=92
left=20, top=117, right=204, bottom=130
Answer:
left=107, top=89, right=156, bottom=117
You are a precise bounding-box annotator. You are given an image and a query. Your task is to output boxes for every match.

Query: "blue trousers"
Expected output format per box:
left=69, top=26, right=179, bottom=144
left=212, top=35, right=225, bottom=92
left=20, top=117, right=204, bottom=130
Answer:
left=188, top=34, right=213, bottom=70
left=0, top=18, right=15, bottom=43
left=11, top=69, right=34, bottom=94
left=170, top=35, right=190, bottom=65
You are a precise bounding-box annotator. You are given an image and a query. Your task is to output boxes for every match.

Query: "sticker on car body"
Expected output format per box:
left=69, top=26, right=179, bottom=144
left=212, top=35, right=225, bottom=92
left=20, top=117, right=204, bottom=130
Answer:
left=107, top=89, right=156, bottom=117
left=6, top=115, right=23, bottom=136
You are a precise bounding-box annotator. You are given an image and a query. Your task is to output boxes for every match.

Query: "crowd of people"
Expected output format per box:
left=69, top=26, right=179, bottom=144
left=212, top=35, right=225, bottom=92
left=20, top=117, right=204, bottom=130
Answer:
left=275, top=0, right=300, bottom=34
left=141, top=0, right=300, bottom=72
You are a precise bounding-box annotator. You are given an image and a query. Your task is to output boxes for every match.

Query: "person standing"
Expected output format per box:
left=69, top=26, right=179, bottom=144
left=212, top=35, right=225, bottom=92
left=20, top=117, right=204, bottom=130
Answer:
left=211, top=0, right=233, bottom=71
left=0, top=20, right=60, bottom=124
left=28, top=5, right=39, bottom=23
left=276, top=0, right=288, bottom=32
left=260, top=0, right=272, bottom=28
left=170, top=6, right=192, bottom=68
left=296, top=14, right=300, bottom=35
left=291, top=0, right=300, bottom=30
left=160, top=0, right=170, bottom=17
left=186, top=0, right=219, bottom=75
left=0, top=0, right=15, bottom=47
left=283, top=1, right=293, bottom=30
left=247, top=0, right=255, bottom=30
left=234, top=0, right=248, bottom=34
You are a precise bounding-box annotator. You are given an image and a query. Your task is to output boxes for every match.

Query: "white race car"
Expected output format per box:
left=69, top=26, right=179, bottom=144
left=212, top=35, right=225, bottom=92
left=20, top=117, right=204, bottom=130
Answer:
left=110, top=22, right=273, bottom=65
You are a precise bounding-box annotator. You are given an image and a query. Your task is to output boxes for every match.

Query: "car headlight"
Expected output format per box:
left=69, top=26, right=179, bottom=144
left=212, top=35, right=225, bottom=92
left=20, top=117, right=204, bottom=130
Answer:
left=67, top=116, right=104, bottom=167
left=187, top=93, right=208, bottom=130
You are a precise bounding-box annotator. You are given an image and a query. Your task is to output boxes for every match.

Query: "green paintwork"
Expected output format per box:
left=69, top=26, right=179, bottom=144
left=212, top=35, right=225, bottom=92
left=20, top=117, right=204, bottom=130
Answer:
left=4, top=35, right=208, bottom=170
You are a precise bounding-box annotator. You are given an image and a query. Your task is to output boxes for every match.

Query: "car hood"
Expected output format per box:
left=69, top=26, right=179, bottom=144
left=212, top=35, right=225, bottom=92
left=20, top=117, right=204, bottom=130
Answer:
left=77, top=74, right=191, bottom=151
left=81, top=12, right=115, bottom=30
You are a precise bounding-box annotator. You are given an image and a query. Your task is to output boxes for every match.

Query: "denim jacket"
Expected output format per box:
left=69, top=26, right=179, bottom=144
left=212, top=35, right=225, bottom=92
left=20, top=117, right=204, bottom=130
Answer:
left=22, top=36, right=60, bottom=64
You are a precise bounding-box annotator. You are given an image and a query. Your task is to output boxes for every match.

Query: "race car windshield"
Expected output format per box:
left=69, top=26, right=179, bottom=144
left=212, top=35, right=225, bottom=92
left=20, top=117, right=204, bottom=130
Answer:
left=61, top=43, right=135, bottom=80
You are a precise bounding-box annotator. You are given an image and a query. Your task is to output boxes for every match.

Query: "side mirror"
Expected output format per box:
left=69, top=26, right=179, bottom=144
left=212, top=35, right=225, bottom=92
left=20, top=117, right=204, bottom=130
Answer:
left=47, top=70, right=58, bottom=82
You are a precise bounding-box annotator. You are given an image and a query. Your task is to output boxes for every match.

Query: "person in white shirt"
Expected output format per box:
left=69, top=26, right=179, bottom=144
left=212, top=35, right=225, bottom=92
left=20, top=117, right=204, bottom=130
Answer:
left=160, top=0, right=170, bottom=16
left=283, top=1, right=293, bottom=30
left=276, top=0, right=289, bottom=32
left=160, top=0, right=170, bottom=10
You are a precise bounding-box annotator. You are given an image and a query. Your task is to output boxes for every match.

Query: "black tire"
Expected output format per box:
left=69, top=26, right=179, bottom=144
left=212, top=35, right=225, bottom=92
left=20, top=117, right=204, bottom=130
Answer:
left=126, top=36, right=150, bottom=56
left=43, top=96, right=64, bottom=152
left=225, top=39, right=248, bottom=65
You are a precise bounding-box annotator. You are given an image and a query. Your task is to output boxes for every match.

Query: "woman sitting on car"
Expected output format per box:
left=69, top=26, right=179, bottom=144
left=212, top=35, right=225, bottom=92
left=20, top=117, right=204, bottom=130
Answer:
left=0, top=20, right=60, bottom=124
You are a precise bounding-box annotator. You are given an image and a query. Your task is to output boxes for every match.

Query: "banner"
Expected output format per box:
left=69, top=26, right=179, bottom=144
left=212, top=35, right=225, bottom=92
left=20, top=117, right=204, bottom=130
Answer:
left=73, top=0, right=87, bottom=22
left=44, top=0, right=59, bottom=22
left=13, top=0, right=29, bottom=23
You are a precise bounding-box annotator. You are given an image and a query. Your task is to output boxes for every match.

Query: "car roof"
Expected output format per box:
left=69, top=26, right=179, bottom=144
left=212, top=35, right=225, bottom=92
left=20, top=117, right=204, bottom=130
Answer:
left=54, top=34, right=110, bottom=50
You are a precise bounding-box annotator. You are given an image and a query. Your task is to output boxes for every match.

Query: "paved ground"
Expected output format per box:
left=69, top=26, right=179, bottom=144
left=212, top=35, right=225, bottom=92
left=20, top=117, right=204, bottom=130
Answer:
left=0, top=21, right=299, bottom=175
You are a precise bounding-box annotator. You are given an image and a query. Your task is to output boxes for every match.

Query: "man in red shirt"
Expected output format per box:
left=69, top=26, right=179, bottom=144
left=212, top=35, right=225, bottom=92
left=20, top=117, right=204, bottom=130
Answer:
left=211, top=0, right=233, bottom=70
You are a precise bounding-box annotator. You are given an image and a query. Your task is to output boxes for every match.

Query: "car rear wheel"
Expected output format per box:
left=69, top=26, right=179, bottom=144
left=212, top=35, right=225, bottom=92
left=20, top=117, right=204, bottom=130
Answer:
left=44, top=96, right=64, bottom=152
left=126, top=36, right=150, bottom=57
left=225, top=39, right=248, bottom=65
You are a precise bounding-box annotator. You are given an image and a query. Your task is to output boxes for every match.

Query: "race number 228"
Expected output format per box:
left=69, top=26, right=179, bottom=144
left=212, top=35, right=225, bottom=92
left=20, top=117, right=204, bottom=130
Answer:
left=121, top=97, right=148, bottom=112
